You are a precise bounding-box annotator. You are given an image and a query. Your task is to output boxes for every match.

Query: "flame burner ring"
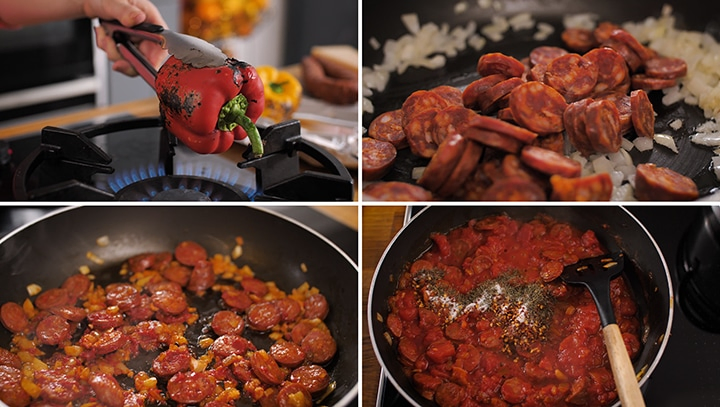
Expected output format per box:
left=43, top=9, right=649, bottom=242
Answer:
left=115, top=175, right=248, bottom=201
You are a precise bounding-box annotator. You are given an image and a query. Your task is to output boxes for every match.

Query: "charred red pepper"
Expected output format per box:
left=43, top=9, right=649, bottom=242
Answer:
left=155, top=56, right=265, bottom=155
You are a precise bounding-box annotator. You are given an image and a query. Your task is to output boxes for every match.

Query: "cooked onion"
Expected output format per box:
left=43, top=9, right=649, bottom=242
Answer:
left=654, top=133, right=679, bottom=153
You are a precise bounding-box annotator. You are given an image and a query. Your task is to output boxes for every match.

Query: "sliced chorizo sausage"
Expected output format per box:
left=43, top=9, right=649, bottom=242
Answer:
left=93, top=329, right=128, bottom=355
left=630, top=73, right=677, bottom=91
left=477, top=53, right=526, bottom=78
left=274, top=298, right=302, bottom=323
left=250, top=350, right=287, bottom=385
left=105, top=283, right=140, bottom=312
left=166, top=371, right=215, bottom=404
left=301, top=328, right=337, bottom=364
left=290, top=364, right=331, bottom=395
left=152, top=346, right=192, bottom=377
left=634, top=163, right=699, bottom=201
left=221, top=287, right=252, bottom=311
left=603, top=37, right=643, bottom=72
left=417, top=134, right=467, bottom=192
left=368, top=109, right=407, bottom=149
left=435, top=381, right=468, bottom=407
left=363, top=181, right=434, bottom=201
left=277, top=382, right=313, bottom=407
left=34, top=288, right=71, bottom=310
left=543, top=53, right=598, bottom=102
left=463, top=127, right=522, bottom=154
left=212, top=334, right=256, bottom=358
left=584, top=47, right=629, bottom=95
left=270, top=341, right=306, bottom=368
left=87, top=309, right=124, bottom=330
left=550, top=173, right=614, bottom=201
left=462, top=74, right=507, bottom=110
left=211, top=310, right=245, bottom=336
left=432, top=105, right=477, bottom=145
left=509, top=81, right=567, bottom=134
left=608, top=28, right=655, bottom=63
left=401, top=90, right=450, bottom=127
left=596, top=91, right=633, bottom=136
left=520, top=146, right=582, bottom=178
left=468, top=115, right=538, bottom=143
left=362, top=137, right=397, bottom=181
left=404, top=108, right=439, bottom=158
left=35, top=314, right=72, bottom=346
left=0, top=347, right=21, bottom=370
left=0, top=302, right=28, bottom=334
left=162, top=264, right=192, bottom=286
left=174, top=241, right=208, bottom=266
left=247, top=302, right=282, bottom=332
left=0, top=365, right=30, bottom=407
left=630, top=89, right=656, bottom=138
left=430, top=85, right=463, bottom=106
left=561, top=27, right=596, bottom=53
left=89, top=372, right=125, bottom=407
left=303, top=293, right=329, bottom=320
left=564, top=98, right=595, bottom=157
left=61, top=274, right=91, bottom=300
left=529, top=46, right=568, bottom=67
left=479, top=77, right=525, bottom=114
left=151, top=289, right=188, bottom=315
left=585, top=99, right=621, bottom=153
left=644, top=56, right=687, bottom=79
left=187, top=259, right=215, bottom=293
left=35, top=368, right=82, bottom=404
left=481, top=177, right=547, bottom=201
left=436, top=140, right=483, bottom=198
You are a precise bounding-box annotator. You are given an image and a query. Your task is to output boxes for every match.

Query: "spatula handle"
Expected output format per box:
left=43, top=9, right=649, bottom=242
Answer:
left=602, top=323, right=646, bottom=407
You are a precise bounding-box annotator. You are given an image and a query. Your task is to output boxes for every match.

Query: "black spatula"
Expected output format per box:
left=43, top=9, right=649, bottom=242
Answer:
left=561, top=252, right=646, bottom=407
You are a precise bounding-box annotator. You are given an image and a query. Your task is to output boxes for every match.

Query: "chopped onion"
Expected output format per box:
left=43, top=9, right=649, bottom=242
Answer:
left=633, top=137, right=654, bottom=151
left=454, top=1, right=468, bottom=14
left=621, top=137, right=634, bottom=151
left=369, top=37, right=381, bottom=50
left=713, top=156, right=720, bottom=181
left=401, top=13, right=421, bottom=34
left=654, top=133, right=679, bottom=153
left=412, top=166, right=426, bottom=180
left=669, top=118, right=683, bottom=130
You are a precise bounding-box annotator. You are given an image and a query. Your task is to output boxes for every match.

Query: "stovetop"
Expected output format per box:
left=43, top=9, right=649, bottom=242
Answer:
left=1, top=116, right=354, bottom=201
left=377, top=206, right=720, bottom=407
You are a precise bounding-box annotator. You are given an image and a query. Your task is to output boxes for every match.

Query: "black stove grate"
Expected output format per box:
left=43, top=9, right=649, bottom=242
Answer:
left=12, top=117, right=354, bottom=201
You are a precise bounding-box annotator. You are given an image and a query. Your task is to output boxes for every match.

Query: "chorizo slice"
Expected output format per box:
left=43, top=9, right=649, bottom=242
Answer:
left=644, top=56, right=687, bottom=79
left=630, top=74, right=677, bottom=91
left=0, top=365, right=30, bottom=407
left=211, top=310, right=245, bottom=336
left=277, top=382, right=313, bottom=407
left=105, top=283, right=140, bottom=312
left=468, top=115, right=538, bottom=143
left=247, top=302, right=282, bottom=332
left=543, top=53, right=598, bottom=102
left=480, top=77, right=525, bottom=114
left=432, top=105, right=477, bottom=145
left=404, top=108, right=439, bottom=158
left=596, top=91, right=633, bottom=136
left=561, top=27, right=597, bottom=53
left=481, top=177, right=547, bottom=201
left=61, top=274, right=91, bottom=300
left=87, top=309, right=125, bottom=330
left=174, top=241, right=208, bottom=266
left=250, top=349, right=287, bottom=385
left=417, top=134, right=467, bottom=192
left=496, top=107, right=515, bottom=123
left=509, top=81, right=567, bottom=134
left=301, top=328, right=337, bottom=364
left=303, top=293, right=329, bottom=320
left=401, top=90, right=450, bottom=127
left=212, top=334, right=256, bottom=358
left=221, top=287, right=252, bottom=311
left=520, top=146, right=582, bottom=178
left=630, top=89, right=656, bottom=138
left=585, top=99, right=622, bottom=153
left=0, top=347, right=21, bottom=370
left=167, top=371, right=215, bottom=404
left=527, top=63, right=547, bottom=82
left=274, top=298, right=302, bottom=322
left=35, top=368, right=82, bottom=404
left=152, top=346, right=192, bottom=377
left=162, top=264, right=191, bottom=286
left=35, top=287, right=72, bottom=310
left=593, top=21, right=620, bottom=44
left=531, top=132, right=565, bottom=155
left=634, top=163, right=699, bottom=201
left=151, top=289, right=188, bottom=315
left=362, top=137, right=397, bottom=181
left=363, top=181, right=433, bottom=201
left=608, top=28, right=655, bottom=63
left=564, top=98, right=595, bottom=157
left=477, top=52, right=526, bottom=78
left=584, top=48, right=629, bottom=95
left=436, top=140, right=483, bottom=198
left=529, top=46, right=568, bottom=67
left=603, top=37, right=643, bottom=72
left=187, top=259, right=215, bottom=294
left=0, top=302, right=28, bottom=334
left=435, top=381, right=468, bottom=407
left=270, top=341, right=306, bottom=368
left=368, top=109, right=407, bottom=149
left=89, top=372, right=125, bottom=407
left=290, top=364, right=331, bottom=395
left=35, top=314, right=72, bottom=346
left=463, top=127, right=522, bottom=154
left=550, top=173, right=614, bottom=201
left=430, top=85, right=464, bottom=106
left=462, top=74, right=507, bottom=110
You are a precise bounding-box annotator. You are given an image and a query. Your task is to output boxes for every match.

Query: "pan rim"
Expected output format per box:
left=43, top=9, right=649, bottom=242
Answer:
left=368, top=205, right=674, bottom=407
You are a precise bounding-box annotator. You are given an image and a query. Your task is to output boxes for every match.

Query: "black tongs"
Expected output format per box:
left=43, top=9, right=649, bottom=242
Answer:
left=100, top=20, right=228, bottom=87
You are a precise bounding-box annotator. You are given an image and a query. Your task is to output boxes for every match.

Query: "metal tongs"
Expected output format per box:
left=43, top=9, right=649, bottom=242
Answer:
left=99, top=20, right=228, bottom=87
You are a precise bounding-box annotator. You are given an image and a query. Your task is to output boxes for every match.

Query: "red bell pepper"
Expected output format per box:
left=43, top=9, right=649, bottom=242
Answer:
left=155, top=56, right=265, bottom=155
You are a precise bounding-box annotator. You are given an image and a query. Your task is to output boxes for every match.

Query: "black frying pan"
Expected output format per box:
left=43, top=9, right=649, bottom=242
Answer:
left=368, top=206, right=673, bottom=407
left=362, top=0, right=720, bottom=198
left=0, top=206, right=358, bottom=406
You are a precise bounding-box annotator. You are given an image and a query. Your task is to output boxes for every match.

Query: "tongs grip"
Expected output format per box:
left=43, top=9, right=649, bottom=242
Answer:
left=100, top=19, right=162, bottom=87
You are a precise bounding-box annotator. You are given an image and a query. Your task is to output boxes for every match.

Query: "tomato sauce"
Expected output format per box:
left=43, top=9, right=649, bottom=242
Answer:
left=386, top=214, right=641, bottom=407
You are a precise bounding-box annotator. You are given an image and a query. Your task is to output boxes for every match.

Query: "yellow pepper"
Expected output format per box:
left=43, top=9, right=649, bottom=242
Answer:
left=256, top=66, right=302, bottom=123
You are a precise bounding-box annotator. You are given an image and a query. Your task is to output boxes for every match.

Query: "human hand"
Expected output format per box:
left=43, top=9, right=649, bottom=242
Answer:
left=87, top=0, right=169, bottom=77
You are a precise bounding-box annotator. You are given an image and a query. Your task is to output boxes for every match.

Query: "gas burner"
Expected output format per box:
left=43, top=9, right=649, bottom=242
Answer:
left=115, top=175, right=248, bottom=201
left=13, top=117, right=354, bottom=201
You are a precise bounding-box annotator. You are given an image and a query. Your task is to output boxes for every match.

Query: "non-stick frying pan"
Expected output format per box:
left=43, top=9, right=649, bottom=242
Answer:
left=368, top=206, right=673, bottom=407
left=0, top=206, right=358, bottom=406
left=362, top=0, right=720, bottom=198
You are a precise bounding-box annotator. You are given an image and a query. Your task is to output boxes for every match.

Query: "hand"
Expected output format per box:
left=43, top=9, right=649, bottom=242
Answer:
left=87, top=0, right=169, bottom=77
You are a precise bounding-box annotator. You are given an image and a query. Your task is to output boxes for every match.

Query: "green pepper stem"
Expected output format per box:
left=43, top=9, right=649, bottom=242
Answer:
left=217, top=94, right=263, bottom=156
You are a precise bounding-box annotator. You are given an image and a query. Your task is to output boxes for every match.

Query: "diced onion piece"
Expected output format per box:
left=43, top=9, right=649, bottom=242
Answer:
left=669, top=119, right=683, bottom=130
left=412, top=166, right=426, bottom=180
left=563, top=13, right=599, bottom=30
left=612, top=183, right=636, bottom=201
left=633, top=136, right=654, bottom=151
left=26, top=284, right=42, bottom=296
left=591, top=155, right=614, bottom=174
left=231, top=244, right=243, bottom=260
left=369, top=37, right=381, bottom=50
left=401, top=13, right=420, bottom=34
left=96, top=235, right=110, bottom=247
left=654, top=134, right=679, bottom=153
left=713, top=156, right=720, bottom=181
left=454, top=1, right=468, bottom=14
left=621, top=137, right=634, bottom=151
left=86, top=251, right=104, bottom=265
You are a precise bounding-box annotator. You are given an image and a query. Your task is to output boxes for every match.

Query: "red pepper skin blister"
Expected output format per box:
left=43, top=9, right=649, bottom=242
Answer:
left=155, top=56, right=265, bottom=155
